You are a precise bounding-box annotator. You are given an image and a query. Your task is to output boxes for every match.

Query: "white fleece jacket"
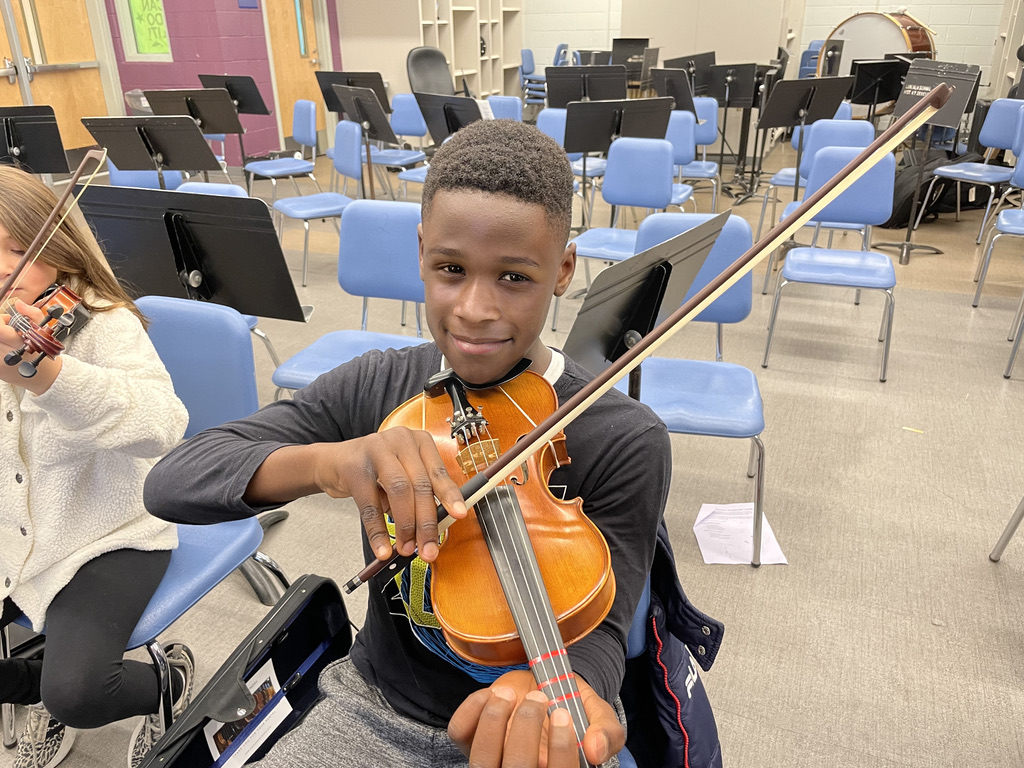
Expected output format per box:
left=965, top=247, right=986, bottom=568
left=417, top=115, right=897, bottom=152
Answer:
left=0, top=304, right=187, bottom=631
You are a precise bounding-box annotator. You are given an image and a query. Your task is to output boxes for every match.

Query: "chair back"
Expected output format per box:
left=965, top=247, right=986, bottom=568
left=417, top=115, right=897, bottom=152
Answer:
left=107, top=159, right=184, bottom=190
left=692, top=97, right=718, bottom=147
left=665, top=110, right=697, bottom=166
left=337, top=200, right=425, bottom=302
left=521, top=48, right=537, bottom=76
left=333, top=119, right=364, bottom=182
left=176, top=181, right=247, bottom=197
left=635, top=212, right=753, bottom=324
left=487, top=95, right=523, bottom=120
left=536, top=107, right=566, bottom=145
left=391, top=93, right=429, bottom=138
left=135, top=296, right=259, bottom=438
left=293, top=99, right=317, bottom=150
left=407, top=46, right=457, bottom=96
left=980, top=98, right=1024, bottom=152
left=797, top=118, right=874, bottom=178
left=791, top=102, right=855, bottom=149
left=602, top=137, right=674, bottom=209
left=553, top=44, right=569, bottom=66
left=803, top=145, right=896, bottom=226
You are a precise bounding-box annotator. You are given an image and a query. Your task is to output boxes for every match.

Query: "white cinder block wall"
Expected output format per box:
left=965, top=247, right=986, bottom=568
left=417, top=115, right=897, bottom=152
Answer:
left=798, top=1, right=1004, bottom=93
left=523, top=0, right=622, bottom=72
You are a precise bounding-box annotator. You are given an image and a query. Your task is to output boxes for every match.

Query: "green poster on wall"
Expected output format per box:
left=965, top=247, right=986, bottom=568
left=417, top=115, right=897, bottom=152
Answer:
left=128, top=0, right=171, bottom=55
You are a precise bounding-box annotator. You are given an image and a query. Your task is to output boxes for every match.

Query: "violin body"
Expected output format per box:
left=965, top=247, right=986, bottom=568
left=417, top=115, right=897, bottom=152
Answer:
left=380, top=370, right=616, bottom=666
left=4, top=285, right=90, bottom=377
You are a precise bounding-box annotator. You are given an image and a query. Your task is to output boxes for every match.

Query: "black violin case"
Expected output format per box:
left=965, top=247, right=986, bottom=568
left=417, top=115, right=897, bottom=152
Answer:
left=139, top=574, right=352, bottom=768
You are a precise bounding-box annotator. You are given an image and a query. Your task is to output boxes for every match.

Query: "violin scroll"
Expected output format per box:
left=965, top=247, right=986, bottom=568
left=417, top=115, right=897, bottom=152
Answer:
left=4, top=286, right=90, bottom=378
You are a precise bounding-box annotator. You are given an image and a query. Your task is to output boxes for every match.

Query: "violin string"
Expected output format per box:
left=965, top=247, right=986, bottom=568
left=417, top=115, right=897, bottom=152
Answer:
left=466, top=420, right=591, bottom=756
left=1, top=150, right=107, bottom=314
left=495, top=384, right=562, bottom=470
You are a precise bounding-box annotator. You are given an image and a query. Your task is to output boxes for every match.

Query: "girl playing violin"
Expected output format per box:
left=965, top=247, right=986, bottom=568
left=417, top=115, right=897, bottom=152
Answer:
left=146, top=119, right=672, bottom=767
left=0, top=165, right=192, bottom=768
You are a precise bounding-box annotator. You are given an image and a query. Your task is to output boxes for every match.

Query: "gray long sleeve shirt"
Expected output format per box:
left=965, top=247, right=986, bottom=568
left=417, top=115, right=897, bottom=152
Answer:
left=144, top=343, right=671, bottom=727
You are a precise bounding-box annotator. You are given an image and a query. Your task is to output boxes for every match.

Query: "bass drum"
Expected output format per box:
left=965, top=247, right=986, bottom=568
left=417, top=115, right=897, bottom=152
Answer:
left=817, top=11, right=935, bottom=78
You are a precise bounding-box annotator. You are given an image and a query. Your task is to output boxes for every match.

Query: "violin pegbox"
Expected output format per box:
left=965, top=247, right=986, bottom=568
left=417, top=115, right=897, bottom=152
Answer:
left=3, top=285, right=91, bottom=378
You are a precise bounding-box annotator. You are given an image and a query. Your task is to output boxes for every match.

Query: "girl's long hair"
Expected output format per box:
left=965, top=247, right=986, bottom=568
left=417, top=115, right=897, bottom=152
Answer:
left=0, top=165, right=146, bottom=325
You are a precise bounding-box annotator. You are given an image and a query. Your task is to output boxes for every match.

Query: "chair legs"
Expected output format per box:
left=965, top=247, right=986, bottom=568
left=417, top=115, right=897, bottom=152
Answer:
left=250, top=326, right=282, bottom=368
left=763, top=280, right=894, bottom=382
left=990, top=493, right=1024, bottom=561
left=748, top=435, right=766, bottom=568
left=1, top=627, right=14, bottom=748
left=973, top=232, right=1007, bottom=307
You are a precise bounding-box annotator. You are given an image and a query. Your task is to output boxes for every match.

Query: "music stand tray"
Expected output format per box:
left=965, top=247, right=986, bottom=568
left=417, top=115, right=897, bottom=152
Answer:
left=317, top=72, right=391, bottom=115
left=651, top=68, right=697, bottom=115
left=82, top=116, right=223, bottom=185
left=0, top=106, right=69, bottom=174
left=544, top=66, right=627, bottom=109
left=706, top=64, right=758, bottom=109
left=76, top=184, right=306, bottom=322
left=563, top=212, right=728, bottom=379
left=413, top=92, right=484, bottom=144
left=198, top=74, right=271, bottom=116
left=143, top=89, right=245, bottom=135
left=563, top=97, right=674, bottom=156
left=664, top=52, right=716, bottom=96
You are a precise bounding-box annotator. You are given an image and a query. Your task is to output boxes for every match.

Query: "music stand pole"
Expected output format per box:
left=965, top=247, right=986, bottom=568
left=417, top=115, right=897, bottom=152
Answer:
left=874, top=125, right=942, bottom=265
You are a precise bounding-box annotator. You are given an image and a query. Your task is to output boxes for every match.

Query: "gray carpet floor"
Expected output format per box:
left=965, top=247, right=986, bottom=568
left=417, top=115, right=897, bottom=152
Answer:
left=5, top=135, right=1024, bottom=768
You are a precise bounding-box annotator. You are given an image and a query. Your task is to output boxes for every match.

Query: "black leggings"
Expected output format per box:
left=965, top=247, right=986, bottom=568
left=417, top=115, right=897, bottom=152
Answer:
left=0, top=547, right=171, bottom=729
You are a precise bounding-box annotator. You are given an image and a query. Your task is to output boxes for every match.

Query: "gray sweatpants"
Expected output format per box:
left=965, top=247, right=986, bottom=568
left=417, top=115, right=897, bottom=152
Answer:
left=253, top=658, right=623, bottom=767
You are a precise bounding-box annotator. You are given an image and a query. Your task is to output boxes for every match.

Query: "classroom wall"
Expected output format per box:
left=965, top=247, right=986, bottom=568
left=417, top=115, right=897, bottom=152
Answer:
left=524, top=0, right=622, bottom=72
left=104, top=0, right=279, bottom=163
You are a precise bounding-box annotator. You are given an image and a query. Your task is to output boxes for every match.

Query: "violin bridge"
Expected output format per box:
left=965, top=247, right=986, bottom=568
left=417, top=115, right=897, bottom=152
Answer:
left=456, top=439, right=500, bottom=475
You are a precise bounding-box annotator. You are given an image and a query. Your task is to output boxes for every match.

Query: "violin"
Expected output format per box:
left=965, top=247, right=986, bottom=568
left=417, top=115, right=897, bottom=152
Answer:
left=0, top=148, right=106, bottom=378
left=3, top=285, right=91, bottom=378
left=380, top=363, right=610, bottom=767
left=381, top=365, right=615, bottom=666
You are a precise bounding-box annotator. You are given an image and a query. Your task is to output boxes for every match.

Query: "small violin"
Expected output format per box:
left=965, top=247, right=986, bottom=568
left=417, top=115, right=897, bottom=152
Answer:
left=3, top=285, right=91, bottom=378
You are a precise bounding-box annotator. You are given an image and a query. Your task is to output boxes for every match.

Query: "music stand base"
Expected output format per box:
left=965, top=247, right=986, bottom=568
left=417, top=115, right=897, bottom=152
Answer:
left=874, top=240, right=943, bottom=265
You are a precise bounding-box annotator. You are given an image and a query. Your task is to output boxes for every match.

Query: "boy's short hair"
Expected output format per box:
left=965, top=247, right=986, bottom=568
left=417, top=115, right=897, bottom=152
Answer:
left=421, top=119, right=574, bottom=241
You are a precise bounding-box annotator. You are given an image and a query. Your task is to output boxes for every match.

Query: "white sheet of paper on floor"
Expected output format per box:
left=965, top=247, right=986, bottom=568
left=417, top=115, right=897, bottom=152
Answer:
left=692, top=502, right=787, bottom=565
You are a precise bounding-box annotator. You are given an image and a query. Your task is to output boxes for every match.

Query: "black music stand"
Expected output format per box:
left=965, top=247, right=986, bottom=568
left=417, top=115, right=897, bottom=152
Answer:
left=705, top=63, right=758, bottom=192
left=756, top=76, right=854, bottom=201
left=664, top=52, right=715, bottom=96
left=413, top=91, right=484, bottom=144
left=576, top=50, right=611, bottom=65
left=875, top=61, right=980, bottom=264
left=317, top=71, right=391, bottom=115
left=332, top=83, right=403, bottom=199
left=197, top=74, right=271, bottom=115
left=611, top=37, right=649, bottom=82
left=544, top=66, right=627, bottom=109
left=0, top=106, right=69, bottom=174
left=76, top=184, right=307, bottom=322
left=563, top=97, right=675, bottom=233
left=652, top=68, right=696, bottom=115
left=564, top=212, right=728, bottom=397
left=849, top=59, right=908, bottom=123
left=81, top=116, right=223, bottom=189
left=144, top=88, right=244, bottom=175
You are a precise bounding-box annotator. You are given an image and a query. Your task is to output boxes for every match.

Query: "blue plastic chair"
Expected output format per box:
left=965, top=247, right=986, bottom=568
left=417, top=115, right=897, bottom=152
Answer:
left=916, top=98, right=1024, bottom=244
left=390, top=93, right=429, bottom=148
left=536, top=108, right=607, bottom=225
left=613, top=212, right=767, bottom=566
left=675, top=97, right=722, bottom=210
left=174, top=182, right=282, bottom=368
left=487, top=94, right=524, bottom=121
left=107, top=159, right=184, bottom=190
left=570, top=137, right=675, bottom=288
left=664, top=110, right=697, bottom=211
left=244, top=100, right=320, bottom=203
left=762, top=146, right=898, bottom=382
left=272, top=200, right=430, bottom=399
left=757, top=115, right=872, bottom=242
left=273, top=119, right=362, bottom=286
left=520, top=49, right=547, bottom=102
left=973, top=152, right=1024, bottom=310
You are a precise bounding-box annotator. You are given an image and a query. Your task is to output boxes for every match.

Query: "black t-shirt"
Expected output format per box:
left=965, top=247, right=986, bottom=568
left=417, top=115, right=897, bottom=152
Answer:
left=145, top=343, right=671, bottom=727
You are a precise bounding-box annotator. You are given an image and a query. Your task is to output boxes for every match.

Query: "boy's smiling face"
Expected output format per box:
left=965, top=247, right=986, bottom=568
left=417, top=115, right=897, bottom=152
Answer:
left=419, top=189, right=575, bottom=386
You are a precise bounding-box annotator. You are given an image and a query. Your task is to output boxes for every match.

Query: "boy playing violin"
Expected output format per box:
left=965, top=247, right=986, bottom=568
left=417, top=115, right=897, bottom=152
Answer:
left=145, top=118, right=671, bottom=767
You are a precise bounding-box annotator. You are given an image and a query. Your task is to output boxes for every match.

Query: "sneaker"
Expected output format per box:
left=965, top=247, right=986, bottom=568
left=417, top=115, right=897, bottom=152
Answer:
left=13, top=704, right=75, bottom=768
left=127, top=643, right=195, bottom=768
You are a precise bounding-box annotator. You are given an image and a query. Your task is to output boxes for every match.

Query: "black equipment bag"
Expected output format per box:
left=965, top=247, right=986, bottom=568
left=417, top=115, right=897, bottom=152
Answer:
left=881, top=150, right=991, bottom=228
left=138, top=574, right=352, bottom=768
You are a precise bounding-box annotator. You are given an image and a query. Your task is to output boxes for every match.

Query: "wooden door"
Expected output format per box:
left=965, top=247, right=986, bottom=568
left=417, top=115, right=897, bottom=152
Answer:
left=266, top=0, right=326, bottom=139
left=0, top=7, right=23, bottom=108
left=2, top=0, right=109, bottom=149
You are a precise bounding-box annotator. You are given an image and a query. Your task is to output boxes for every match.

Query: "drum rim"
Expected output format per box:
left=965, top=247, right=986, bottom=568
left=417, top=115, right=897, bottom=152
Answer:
left=817, top=10, right=936, bottom=77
